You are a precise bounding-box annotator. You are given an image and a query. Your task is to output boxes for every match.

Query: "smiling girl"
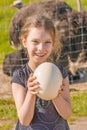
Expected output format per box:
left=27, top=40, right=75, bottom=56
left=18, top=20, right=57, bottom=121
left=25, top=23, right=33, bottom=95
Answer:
left=12, top=15, right=71, bottom=130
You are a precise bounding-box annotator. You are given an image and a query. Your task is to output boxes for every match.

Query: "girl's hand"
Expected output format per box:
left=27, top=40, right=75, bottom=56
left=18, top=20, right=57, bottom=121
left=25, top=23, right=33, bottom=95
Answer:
left=27, top=73, right=40, bottom=95
left=58, top=82, right=65, bottom=97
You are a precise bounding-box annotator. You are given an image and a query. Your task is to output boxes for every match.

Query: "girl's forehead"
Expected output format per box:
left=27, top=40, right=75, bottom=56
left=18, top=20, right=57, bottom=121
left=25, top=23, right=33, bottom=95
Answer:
left=26, top=27, right=53, bottom=42
left=29, top=27, right=50, bottom=32
left=28, top=27, right=52, bottom=37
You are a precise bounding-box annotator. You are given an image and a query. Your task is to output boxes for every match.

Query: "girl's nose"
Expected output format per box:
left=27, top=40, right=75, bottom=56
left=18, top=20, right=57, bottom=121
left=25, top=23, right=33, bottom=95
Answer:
left=38, top=43, right=44, bottom=50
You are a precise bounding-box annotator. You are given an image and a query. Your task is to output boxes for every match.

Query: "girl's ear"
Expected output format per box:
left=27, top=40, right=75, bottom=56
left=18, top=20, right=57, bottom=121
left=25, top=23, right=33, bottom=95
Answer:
left=21, top=38, right=27, bottom=48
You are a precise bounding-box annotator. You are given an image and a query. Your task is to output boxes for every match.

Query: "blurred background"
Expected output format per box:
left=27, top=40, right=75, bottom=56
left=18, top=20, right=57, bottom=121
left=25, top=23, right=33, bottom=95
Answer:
left=0, top=0, right=87, bottom=130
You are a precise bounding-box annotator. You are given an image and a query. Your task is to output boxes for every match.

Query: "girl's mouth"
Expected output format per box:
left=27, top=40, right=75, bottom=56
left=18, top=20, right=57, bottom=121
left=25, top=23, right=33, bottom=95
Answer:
left=35, top=53, right=46, bottom=57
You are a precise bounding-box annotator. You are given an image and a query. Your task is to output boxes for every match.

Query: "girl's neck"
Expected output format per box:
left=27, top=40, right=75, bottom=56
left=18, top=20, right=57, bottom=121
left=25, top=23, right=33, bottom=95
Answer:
left=28, top=61, right=40, bottom=72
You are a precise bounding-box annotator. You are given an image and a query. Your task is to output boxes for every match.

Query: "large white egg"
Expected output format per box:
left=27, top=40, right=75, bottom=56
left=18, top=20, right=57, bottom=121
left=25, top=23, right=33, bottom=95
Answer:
left=34, top=62, right=63, bottom=100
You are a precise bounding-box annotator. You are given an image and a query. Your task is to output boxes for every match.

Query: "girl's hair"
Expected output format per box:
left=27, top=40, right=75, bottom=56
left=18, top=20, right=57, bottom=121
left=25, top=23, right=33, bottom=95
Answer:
left=19, top=15, right=55, bottom=44
left=19, top=14, right=62, bottom=63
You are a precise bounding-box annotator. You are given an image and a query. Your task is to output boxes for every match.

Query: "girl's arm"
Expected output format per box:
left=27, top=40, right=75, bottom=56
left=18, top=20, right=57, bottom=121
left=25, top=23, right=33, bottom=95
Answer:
left=12, top=74, right=39, bottom=126
left=52, top=76, right=72, bottom=119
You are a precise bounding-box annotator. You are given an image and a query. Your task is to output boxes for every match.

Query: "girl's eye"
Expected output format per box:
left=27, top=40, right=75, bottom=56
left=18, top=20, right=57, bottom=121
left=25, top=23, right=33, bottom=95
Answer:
left=45, top=41, right=52, bottom=44
left=32, top=40, right=38, bottom=44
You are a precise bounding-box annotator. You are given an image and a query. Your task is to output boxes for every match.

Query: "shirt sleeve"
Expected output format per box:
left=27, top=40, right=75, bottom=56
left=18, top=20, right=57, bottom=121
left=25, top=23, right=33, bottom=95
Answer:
left=11, top=69, right=26, bottom=88
left=58, top=64, right=68, bottom=79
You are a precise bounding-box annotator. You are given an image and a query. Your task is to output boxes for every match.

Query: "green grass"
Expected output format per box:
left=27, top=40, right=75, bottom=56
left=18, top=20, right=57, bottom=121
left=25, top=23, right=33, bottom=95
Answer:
left=0, top=98, right=17, bottom=130
left=68, top=91, right=87, bottom=123
left=0, top=124, right=12, bottom=130
left=64, top=0, right=87, bottom=10
left=71, top=92, right=87, bottom=116
left=0, top=98, right=17, bottom=121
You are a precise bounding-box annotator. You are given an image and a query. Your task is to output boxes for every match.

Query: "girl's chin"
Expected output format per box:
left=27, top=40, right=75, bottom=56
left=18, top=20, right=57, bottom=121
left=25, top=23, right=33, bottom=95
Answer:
left=35, top=57, right=46, bottom=62
left=35, top=59, right=46, bottom=64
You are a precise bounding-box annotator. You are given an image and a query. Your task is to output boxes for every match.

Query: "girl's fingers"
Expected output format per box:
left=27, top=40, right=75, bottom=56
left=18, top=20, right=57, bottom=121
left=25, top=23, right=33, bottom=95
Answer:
left=60, top=83, right=65, bottom=91
left=28, top=80, right=39, bottom=87
left=61, top=85, right=64, bottom=91
left=27, top=73, right=40, bottom=95
left=58, top=90, right=63, bottom=96
left=29, top=85, right=40, bottom=95
left=29, top=84, right=39, bottom=91
left=27, top=73, right=38, bottom=87
left=30, top=91, right=39, bottom=95
left=28, top=73, right=36, bottom=82
left=58, top=84, right=65, bottom=96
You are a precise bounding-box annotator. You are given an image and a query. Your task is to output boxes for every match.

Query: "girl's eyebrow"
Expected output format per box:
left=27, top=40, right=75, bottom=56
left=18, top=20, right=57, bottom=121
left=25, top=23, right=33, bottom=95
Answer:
left=46, top=39, right=53, bottom=42
left=31, top=38, right=39, bottom=41
left=31, top=38, right=52, bottom=42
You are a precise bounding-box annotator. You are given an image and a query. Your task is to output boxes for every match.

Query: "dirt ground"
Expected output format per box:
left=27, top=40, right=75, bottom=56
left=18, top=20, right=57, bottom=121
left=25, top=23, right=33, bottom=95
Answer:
left=0, top=65, right=87, bottom=130
left=0, top=66, right=12, bottom=99
left=69, top=117, right=87, bottom=130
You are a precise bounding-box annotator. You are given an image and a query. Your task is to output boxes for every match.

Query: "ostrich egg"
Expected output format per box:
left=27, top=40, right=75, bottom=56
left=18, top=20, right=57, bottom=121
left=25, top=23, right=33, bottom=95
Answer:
left=34, top=62, right=63, bottom=100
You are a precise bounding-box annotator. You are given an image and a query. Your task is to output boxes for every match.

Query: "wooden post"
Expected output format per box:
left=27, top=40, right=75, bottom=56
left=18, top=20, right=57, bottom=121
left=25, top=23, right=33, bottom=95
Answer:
left=77, top=0, right=82, bottom=12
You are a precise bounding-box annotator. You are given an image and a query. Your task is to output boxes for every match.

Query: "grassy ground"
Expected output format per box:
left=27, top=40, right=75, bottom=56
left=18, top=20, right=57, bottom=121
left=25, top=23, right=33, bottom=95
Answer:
left=0, top=98, right=17, bottom=130
left=68, top=91, right=87, bottom=123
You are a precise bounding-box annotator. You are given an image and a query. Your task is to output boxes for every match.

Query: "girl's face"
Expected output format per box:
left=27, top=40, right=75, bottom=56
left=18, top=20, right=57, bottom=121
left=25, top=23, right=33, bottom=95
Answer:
left=22, top=27, right=54, bottom=68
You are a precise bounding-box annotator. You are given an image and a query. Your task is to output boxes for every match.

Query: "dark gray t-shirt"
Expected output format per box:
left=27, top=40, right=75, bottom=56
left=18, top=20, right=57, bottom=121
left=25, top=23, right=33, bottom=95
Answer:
left=12, top=63, right=70, bottom=130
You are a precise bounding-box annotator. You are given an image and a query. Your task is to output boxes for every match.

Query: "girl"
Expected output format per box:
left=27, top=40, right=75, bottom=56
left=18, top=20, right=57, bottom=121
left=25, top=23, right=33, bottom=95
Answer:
left=12, top=15, right=72, bottom=130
